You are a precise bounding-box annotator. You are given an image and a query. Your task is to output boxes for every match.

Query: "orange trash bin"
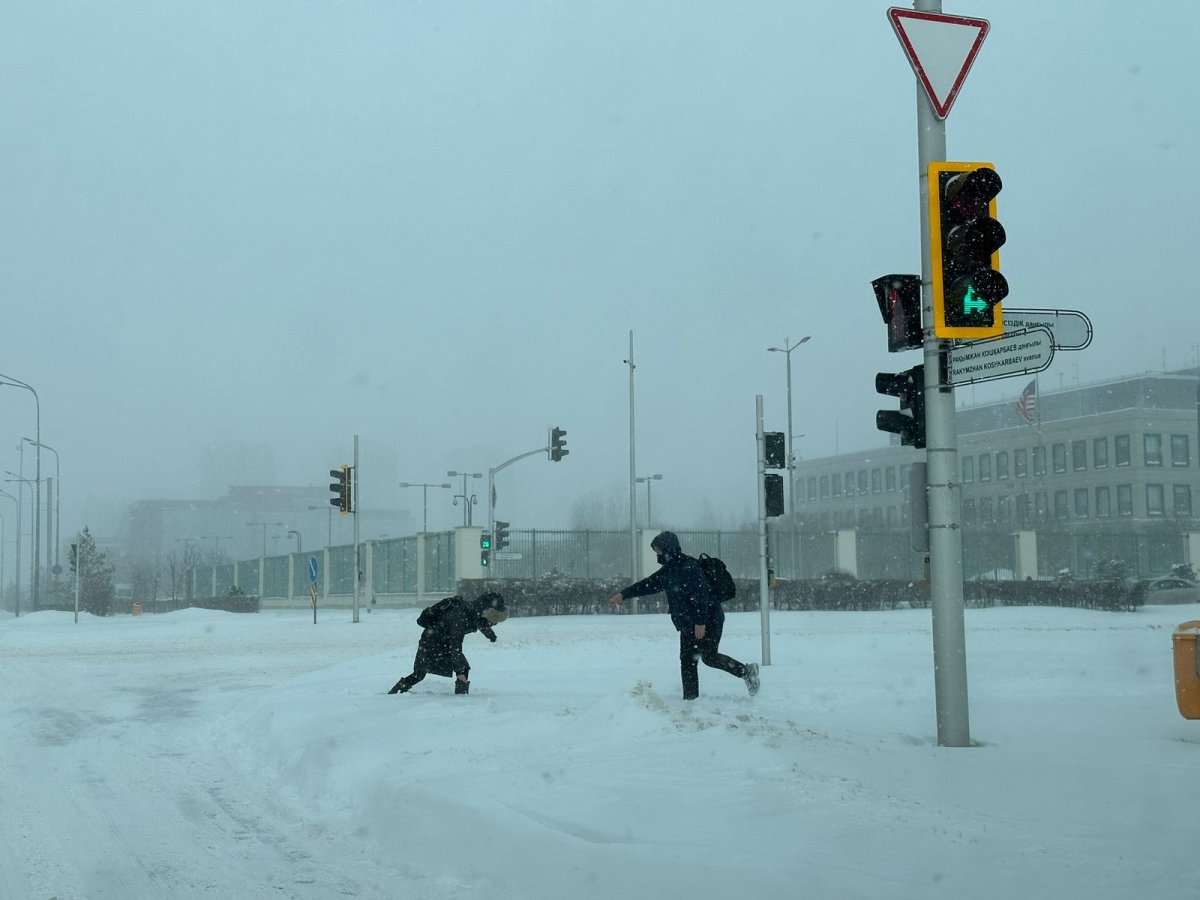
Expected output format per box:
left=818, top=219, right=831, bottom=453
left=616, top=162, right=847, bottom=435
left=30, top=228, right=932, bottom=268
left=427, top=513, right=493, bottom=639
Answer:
left=132, top=603, right=143, bottom=616
left=1173, top=620, right=1200, bottom=719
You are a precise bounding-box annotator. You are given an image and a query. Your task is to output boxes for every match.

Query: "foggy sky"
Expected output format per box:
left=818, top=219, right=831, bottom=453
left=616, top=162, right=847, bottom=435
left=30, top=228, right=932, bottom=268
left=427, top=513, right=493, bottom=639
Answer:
left=1, top=1, right=1197, bottom=544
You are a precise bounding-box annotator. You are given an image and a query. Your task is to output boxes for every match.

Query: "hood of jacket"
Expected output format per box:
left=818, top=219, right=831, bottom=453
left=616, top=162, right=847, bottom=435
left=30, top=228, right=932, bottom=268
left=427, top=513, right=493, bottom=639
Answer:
left=651, top=530, right=682, bottom=561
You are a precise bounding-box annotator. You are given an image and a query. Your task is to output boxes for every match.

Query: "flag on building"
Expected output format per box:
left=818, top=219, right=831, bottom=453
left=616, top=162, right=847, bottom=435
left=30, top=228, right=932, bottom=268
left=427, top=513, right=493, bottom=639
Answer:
left=1015, top=378, right=1037, bottom=423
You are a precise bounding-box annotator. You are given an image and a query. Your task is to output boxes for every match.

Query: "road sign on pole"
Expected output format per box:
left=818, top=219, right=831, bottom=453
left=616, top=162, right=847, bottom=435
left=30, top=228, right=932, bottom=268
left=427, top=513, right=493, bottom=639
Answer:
left=308, top=556, right=319, bottom=584
left=1002, top=308, right=1093, bottom=351
left=888, top=8, right=991, bottom=119
left=946, top=327, right=1055, bottom=387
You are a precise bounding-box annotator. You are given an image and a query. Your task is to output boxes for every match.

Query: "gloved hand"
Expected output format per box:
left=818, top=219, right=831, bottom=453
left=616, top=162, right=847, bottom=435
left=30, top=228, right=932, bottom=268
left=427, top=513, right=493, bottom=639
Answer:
left=488, top=632, right=497, bottom=642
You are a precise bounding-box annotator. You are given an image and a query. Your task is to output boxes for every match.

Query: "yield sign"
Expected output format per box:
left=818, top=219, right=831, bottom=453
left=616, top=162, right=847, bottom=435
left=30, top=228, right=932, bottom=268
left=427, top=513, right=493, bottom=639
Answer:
left=888, top=8, right=990, bottom=119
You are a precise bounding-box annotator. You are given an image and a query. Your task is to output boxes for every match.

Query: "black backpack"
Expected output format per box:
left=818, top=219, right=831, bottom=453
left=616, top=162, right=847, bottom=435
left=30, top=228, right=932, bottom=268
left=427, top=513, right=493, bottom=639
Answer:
left=417, top=595, right=462, bottom=628
left=697, top=554, right=737, bottom=602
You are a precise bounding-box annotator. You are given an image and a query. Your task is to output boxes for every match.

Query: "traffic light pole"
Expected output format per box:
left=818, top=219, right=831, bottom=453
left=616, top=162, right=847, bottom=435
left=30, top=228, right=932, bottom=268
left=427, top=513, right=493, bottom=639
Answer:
left=352, top=434, right=360, bottom=623
left=915, top=0, right=970, bottom=748
left=486, top=444, right=552, bottom=544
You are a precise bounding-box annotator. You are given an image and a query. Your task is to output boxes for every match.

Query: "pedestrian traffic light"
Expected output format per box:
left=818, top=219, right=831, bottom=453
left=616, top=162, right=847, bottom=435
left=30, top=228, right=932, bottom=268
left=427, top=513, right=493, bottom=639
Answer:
left=494, top=521, right=510, bottom=551
left=872, top=273, right=923, bottom=352
left=549, top=427, right=568, bottom=462
left=764, top=432, right=786, bottom=469
left=329, top=464, right=352, bottom=514
left=764, top=474, right=785, bottom=518
left=875, top=364, right=926, bottom=449
left=480, top=533, right=491, bottom=567
left=929, top=161, right=1008, bottom=339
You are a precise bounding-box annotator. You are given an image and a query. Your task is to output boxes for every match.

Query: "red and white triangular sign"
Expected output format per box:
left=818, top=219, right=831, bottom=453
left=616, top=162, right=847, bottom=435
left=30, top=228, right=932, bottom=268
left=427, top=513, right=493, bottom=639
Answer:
left=888, top=7, right=990, bottom=119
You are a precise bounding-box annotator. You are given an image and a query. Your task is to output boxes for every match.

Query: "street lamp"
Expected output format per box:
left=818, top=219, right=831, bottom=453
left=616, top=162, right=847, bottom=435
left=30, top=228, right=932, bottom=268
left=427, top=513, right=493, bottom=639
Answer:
left=23, top=437, right=59, bottom=576
left=0, top=489, right=17, bottom=616
left=635, top=474, right=663, bottom=529
left=287, top=530, right=302, bottom=553
left=200, top=534, right=234, bottom=563
left=398, top=482, right=452, bottom=533
left=446, top=471, right=483, bottom=526
left=246, top=521, right=284, bottom=557
left=4, top=472, right=35, bottom=609
left=1, top=373, right=40, bottom=609
left=767, top=335, right=811, bottom=516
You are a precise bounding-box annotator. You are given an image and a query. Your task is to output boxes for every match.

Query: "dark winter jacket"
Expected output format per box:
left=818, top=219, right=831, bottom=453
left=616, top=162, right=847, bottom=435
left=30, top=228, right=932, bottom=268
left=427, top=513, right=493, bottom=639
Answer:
left=617, top=531, right=723, bottom=631
left=412, top=596, right=499, bottom=677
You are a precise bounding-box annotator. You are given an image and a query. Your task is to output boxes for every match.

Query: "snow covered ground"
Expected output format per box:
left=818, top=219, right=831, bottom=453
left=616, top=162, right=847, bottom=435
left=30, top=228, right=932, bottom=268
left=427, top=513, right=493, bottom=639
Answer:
left=1, top=603, right=1197, bottom=900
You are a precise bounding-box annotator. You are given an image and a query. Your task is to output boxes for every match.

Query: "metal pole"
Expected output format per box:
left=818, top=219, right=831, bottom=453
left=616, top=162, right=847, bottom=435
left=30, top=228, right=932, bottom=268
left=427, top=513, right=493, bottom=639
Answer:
left=2, top=377, right=40, bottom=610
left=352, top=434, right=360, bottom=623
left=1, top=489, right=19, bottom=617
left=625, top=331, right=638, bottom=613
left=915, top=0, right=969, bottom=747
left=756, top=395, right=771, bottom=665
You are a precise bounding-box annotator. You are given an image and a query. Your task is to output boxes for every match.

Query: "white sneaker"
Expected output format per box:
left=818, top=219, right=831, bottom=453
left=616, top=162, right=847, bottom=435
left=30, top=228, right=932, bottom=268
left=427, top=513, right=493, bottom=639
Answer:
left=743, top=662, right=760, bottom=697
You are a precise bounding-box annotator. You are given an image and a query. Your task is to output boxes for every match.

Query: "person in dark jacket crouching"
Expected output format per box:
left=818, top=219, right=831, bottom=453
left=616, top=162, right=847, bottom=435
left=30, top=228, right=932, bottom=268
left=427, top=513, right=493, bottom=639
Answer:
left=388, top=592, right=508, bottom=695
left=610, top=531, right=758, bottom=700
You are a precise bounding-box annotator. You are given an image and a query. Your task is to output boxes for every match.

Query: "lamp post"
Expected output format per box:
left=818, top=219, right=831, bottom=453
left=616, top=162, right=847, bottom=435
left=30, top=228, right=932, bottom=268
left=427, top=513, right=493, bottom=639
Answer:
left=635, top=474, right=663, bottom=529
left=4, top=473, right=35, bottom=610
left=1, top=374, right=40, bottom=609
left=23, top=437, right=59, bottom=576
left=246, top=521, right=284, bottom=557
left=307, top=505, right=334, bottom=547
left=0, top=489, right=16, bottom=616
left=446, top=471, right=483, bottom=526
left=288, top=530, right=302, bottom=553
left=398, top=482, right=452, bottom=533
left=767, top=336, right=811, bottom=516
left=200, top=535, right=233, bottom=564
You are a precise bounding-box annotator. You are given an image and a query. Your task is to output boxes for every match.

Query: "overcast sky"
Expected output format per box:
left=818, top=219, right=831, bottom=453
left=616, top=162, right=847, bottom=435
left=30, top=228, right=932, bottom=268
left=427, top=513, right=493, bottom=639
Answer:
left=1, top=1, right=1197, bottom=541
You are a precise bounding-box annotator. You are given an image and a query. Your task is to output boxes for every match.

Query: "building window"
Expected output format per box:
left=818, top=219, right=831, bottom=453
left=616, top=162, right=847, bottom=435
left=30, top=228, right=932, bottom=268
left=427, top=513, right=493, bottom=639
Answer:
left=832, top=473, right=842, bottom=498
left=1015, top=448, right=1028, bottom=478
left=1171, top=434, right=1191, bottom=467
left=807, top=477, right=817, bottom=501
left=886, top=506, right=897, bottom=527
left=962, top=456, right=974, bottom=483
left=885, top=467, right=897, bottom=493
left=1115, top=434, right=1131, bottom=467
left=1072, top=440, right=1087, bottom=471
left=1035, top=491, right=1048, bottom=521
left=1016, top=493, right=1030, bottom=525
left=1175, top=485, right=1193, bottom=518
left=844, top=472, right=855, bottom=497
left=1054, top=490, right=1069, bottom=520
left=1074, top=488, right=1089, bottom=518
left=1144, top=434, right=1163, bottom=467
left=980, top=497, right=993, bottom=522
left=1093, top=437, right=1109, bottom=469
left=996, top=451, right=1010, bottom=480
left=871, top=469, right=881, bottom=494
left=858, top=470, right=868, bottom=495
left=1033, top=446, right=1047, bottom=476
left=819, top=475, right=829, bottom=500
left=900, top=465, right=910, bottom=492
left=1146, top=483, right=1165, bottom=517
left=1096, top=486, right=1111, bottom=518
left=998, top=495, right=1011, bottom=521
left=978, top=454, right=992, bottom=482
left=963, top=499, right=975, bottom=525
left=1117, top=484, right=1133, bottom=517
left=1052, top=443, right=1067, bottom=474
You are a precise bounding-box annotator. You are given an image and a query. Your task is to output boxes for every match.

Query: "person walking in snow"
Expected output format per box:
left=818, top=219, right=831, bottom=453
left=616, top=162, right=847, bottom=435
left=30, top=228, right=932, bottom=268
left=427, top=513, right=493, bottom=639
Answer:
left=609, top=530, right=758, bottom=700
left=388, top=592, right=508, bottom=695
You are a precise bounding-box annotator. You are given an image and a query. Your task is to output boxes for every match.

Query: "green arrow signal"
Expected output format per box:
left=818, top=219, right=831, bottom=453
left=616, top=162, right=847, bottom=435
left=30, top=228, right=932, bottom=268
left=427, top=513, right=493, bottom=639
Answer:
left=962, top=284, right=987, bottom=316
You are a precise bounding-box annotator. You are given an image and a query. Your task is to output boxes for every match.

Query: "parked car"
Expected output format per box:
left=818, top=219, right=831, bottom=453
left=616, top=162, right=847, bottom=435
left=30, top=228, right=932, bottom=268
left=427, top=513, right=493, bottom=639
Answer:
left=1140, top=577, right=1200, bottom=605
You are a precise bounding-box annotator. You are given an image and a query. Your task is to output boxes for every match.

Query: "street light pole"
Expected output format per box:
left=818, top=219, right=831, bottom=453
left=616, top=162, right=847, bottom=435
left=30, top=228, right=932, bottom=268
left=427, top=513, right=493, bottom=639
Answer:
left=446, top=471, right=483, bottom=526
left=23, top=438, right=59, bottom=574
left=0, top=490, right=16, bottom=616
left=247, top=521, right=284, bottom=556
left=767, top=336, right=811, bottom=516
left=5, top=473, right=35, bottom=611
left=1, top=374, right=40, bottom=609
left=635, top=474, right=663, bottom=529
left=398, top=482, right=452, bottom=533
left=288, top=530, right=302, bottom=553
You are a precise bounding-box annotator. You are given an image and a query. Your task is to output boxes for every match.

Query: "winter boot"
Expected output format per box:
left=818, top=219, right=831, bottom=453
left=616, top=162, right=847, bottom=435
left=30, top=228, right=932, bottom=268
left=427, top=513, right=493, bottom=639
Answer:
left=454, top=678, right=470, bottom=695
left=743, top=662, right=760, bottom=697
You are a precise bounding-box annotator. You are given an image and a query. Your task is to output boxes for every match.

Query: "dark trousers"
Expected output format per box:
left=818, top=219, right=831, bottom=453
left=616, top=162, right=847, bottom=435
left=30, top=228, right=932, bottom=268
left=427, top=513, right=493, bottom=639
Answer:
left=389, top=651, right=469, bottom=694
left=678, top=620, right=746, bottom=700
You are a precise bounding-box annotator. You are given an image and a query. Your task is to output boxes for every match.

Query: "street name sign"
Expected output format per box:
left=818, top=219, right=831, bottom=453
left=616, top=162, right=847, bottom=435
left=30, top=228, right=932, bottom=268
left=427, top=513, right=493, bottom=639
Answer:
left=494, top=551, right=523, bottom=561
left=888, top=8, right=990, bottom=118
left=947, top=326, right=1055, bottom=387
left=1002, top=307, right=1093, bottom=351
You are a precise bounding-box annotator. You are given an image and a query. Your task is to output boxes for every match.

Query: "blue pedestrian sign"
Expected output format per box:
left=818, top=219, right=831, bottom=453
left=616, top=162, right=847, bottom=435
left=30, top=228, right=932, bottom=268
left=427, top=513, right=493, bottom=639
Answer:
left=308, top=556, right=319, bottom=584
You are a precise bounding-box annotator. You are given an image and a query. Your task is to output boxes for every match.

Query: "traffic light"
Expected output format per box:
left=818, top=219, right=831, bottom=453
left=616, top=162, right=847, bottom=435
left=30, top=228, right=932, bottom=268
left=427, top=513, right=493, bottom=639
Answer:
left=875, top=364, right=926, bottom=449
left=764, top=432, right=786, bottom=469
left=480, top=532, right=492, bottom=567
left=929, top=161, right=1008, bottom=339
left=549, top=427, right=568, bottom=462
left=329, top=464, right=352, bottom=514
left=872, top=273, right=923, bottom=352
left=494, top=521, right=510, bottom=551
left=764, top=474, right=785, bottom=518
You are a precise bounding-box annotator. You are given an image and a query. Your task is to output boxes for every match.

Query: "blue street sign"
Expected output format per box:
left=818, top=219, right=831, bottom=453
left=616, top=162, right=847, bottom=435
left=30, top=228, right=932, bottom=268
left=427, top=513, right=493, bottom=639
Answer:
left=308, top=556, right=319, bottom=584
